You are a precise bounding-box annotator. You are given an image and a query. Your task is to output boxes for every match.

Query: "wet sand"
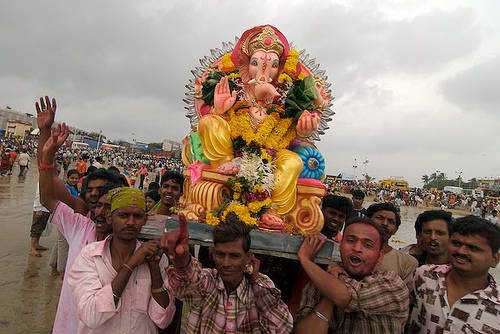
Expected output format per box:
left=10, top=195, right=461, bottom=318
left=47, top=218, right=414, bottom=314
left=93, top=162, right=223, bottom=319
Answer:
left=0, top=165, right=498, bottom=333
left=0, top=166, right=60, bottom=333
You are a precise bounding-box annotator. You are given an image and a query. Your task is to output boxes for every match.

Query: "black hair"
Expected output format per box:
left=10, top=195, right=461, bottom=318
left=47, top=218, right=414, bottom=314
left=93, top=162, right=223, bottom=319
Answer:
left=351, top=189, right=365, bottom=199
left=66, top=168, right=79, bottom=178
left=414, top=210, right=453, bottom=235
left=145, top=190, right=160, bottom=203
left=80, top=169, right=120, bottom=199
left=451, top=215, right=500, bottom=253
left=344, top=217, right=385, bottom=250
left=366, top=202, right=401, bottom=227
left=160, top=171, right=184, bottom=193
left=213, top=220, right=251, bottom=252
left=147, top=182, right=160, bottom=192
left=99, top=182, right=121, bottom=198
left=321, top=194, right=353, bottom=217
left=86, top=165, right=98, bottom=175
left=107, top=166, right=121, bottom=175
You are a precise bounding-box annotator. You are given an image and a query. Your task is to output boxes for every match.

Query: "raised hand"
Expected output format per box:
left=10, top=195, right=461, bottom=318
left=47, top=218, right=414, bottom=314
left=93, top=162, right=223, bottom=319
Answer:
left=213, top=76, right=236, bottom=115
left=297, top=234, right=326, bottom=262
left=247, top=252, right=260, bottom=277
left=35, top=96, right=57, bottom=130
left=296, top=110, right=320, bottom=138
left=42, top=123, right=69, bottom=161
left=160, top=213, right=190, bottom=267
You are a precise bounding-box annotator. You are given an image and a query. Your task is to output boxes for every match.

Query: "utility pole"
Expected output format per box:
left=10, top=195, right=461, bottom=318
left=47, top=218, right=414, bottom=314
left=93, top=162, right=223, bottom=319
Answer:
left=96, top=130, right=102, bottom=150
left=456, top=170, right=463, bottom=188
left=353, top=158, right=358, bottom=180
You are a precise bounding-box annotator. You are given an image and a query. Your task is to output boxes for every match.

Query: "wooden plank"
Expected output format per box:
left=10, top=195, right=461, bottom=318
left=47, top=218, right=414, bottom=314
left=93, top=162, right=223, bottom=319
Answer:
left=139, top=216, right=337, bottom=264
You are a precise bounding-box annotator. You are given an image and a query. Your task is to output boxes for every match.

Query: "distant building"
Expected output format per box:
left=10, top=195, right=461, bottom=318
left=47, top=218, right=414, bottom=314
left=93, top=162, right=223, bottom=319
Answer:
left=0, top=108, right=37, bottom=138
left=5, top=120, right=33, bottom=139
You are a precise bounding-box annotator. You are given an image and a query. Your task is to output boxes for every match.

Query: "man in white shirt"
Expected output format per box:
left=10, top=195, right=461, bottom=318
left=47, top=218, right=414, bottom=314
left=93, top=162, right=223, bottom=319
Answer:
left=17, top=148, right=30, bottom=177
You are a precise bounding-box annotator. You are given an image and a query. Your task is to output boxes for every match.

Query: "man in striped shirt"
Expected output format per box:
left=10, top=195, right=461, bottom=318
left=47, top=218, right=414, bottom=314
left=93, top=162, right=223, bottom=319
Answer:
left=295, top=217, right=409, bottom=333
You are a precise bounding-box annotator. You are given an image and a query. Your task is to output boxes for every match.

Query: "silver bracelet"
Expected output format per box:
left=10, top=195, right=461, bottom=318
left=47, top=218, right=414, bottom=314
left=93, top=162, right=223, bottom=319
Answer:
left=314, top=310, right=329, bottom=323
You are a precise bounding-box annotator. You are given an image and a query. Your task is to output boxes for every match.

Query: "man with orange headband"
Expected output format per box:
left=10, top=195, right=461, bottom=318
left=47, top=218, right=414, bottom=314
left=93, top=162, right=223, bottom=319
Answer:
left=68, top=187, right=175, bottom=333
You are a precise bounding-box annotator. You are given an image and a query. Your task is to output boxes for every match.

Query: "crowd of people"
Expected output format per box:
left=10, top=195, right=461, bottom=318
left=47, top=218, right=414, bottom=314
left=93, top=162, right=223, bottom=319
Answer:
left=6, top=96, right=500, bottom=333
left=329, top=180, right=500, bottom=225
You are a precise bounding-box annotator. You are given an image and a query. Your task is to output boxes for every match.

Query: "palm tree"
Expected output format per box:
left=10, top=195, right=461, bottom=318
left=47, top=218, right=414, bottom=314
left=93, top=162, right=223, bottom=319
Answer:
left=363, top=174, right=374, bottom=183
left=421, top=174, right=430, bottom=186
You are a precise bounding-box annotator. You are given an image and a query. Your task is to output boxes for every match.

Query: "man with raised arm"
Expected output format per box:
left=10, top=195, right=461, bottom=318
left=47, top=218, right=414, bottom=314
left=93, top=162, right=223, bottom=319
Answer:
left=36, top=96, right=121, bottom=333
left=68, top=187, right=175, bottom=333
left=295, top=217, right=409, bottom=333
left=161, top=216, right=293, bottom=333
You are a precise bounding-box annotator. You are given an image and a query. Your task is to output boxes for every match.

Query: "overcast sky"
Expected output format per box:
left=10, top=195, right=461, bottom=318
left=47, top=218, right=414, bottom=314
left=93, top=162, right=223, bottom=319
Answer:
left=1, top=0, right=499, bottom=186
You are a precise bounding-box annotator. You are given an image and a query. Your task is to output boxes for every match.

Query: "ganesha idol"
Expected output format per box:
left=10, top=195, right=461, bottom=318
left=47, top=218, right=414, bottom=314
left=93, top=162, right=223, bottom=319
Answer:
left=180, top=25, right=334, bottom=235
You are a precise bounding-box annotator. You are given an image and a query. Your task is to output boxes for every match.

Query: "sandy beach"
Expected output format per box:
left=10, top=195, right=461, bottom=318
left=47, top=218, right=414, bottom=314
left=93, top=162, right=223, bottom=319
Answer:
left=0, top=164, right=498, bottom=333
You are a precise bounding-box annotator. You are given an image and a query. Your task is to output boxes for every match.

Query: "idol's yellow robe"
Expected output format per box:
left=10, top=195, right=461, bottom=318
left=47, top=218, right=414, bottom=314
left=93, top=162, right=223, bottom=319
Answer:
left=198, top=114, right=302, bottom=215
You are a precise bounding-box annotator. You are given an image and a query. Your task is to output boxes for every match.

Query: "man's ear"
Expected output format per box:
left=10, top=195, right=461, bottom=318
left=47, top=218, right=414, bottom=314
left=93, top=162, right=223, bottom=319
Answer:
left=490, top=251, right=500, bottom=268
left=376, top=249, right=384, bottom=264
left=106, top=211, right=113, bottom=225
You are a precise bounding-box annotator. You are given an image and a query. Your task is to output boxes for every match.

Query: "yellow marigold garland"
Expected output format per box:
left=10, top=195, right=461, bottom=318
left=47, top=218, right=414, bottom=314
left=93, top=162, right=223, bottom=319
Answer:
left=206, top=212, right=220, bottom=226
left=219, top=53, right=236, bottom=73
left=283, top=49, right=299, bottom=79
left=248, top=198, right=272, bottom=213
left=222, top=203, right=258, bottom=226
left=228, top=105, right=295, bottom=150
left=278, top=73, right=293, bottom=83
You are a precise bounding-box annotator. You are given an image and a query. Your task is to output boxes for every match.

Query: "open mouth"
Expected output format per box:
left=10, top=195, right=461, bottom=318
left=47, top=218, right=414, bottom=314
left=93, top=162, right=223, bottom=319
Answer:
left=348, top=255, right=363, bottom=266
left=428, top=241, right=439, bottom=250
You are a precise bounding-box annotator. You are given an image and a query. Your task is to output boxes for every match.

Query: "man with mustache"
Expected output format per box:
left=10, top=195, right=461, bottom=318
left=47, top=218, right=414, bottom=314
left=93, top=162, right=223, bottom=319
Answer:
left=366, top=203, right=418, bottom=285
left=163, top=216, right=293, bottom=333
left=68, top=187, right=175, bottom=333
left=407, top=216, right=500, bottom=333
left=295, top=217, right=409, bottom=333
left=36, top=96, right=121, bottom=333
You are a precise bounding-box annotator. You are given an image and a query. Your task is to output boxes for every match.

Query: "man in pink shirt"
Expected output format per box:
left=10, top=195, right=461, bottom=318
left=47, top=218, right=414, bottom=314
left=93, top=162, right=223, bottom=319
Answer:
left=36, top=96, right=121, bottom=333
left=68, top=187, right=175, bottom=333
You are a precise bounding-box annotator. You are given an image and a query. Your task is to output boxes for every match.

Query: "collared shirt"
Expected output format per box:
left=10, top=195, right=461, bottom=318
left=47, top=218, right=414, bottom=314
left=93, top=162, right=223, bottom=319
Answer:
left=407, top=264, right=500, bottom=334
left=376, top=248, right=418, bottom=286
left=68, top=235, right=175, bottom=334
left=50, top=201, right=97, bottom=334
left=166, top=257, right=293, bottom=334
left=295, top=270, right=409, bottom=334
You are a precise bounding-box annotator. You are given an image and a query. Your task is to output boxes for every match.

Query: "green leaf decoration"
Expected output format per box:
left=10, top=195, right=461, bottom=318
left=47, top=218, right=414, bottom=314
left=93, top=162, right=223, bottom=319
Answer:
left=284, top=76, right=318, bottom=122
left=201, top=70, right=236, bottom=106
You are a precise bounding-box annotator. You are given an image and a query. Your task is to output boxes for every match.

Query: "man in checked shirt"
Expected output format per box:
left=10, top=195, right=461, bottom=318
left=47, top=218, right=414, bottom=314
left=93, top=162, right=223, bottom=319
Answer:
left=163, top=215, right=293, bottom=334
left=295, top=217, right=409, bottom=333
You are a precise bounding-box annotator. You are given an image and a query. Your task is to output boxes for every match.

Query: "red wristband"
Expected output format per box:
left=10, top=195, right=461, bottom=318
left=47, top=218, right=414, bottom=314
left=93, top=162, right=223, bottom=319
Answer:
left=38, top=162, right=55, bottom=171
